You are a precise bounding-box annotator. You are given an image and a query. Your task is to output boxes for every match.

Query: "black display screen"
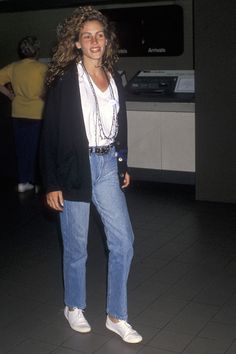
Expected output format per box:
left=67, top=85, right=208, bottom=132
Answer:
left=103, top=5, right=184, bottom=57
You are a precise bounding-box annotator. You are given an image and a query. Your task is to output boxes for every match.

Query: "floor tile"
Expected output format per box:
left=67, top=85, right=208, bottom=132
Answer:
left=61, top=332, right=110, bottom=353
left=138, top=347, right=178, bottom=354
left=148, top=329, right=194, bottom=352
left=0, top=328, right=25, bottom=353
left=165, top=302, right=219, bottom=335
left=29, top=322, right=74, bottom=346
left=199, top=321, right=236, bottom=341
left=225, top=340, right=236, bottom=354
left=4, top=338, right=57, bottom=354
left=182, top=337, right=232, bottom=354
left=50, top=349, right=85, bottom=353
left=94, top=336, right=142, bottom=354
left=213, top=304, right=236, bottom=325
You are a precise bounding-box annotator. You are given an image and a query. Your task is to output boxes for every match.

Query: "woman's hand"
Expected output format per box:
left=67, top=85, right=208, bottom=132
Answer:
left=7, top=91, right=15, bottom=101
left=121, top=172, right=130, bottom=189
left=46, top=191, right=64, bottom=211
left=0, top=84, right=14, bottom=101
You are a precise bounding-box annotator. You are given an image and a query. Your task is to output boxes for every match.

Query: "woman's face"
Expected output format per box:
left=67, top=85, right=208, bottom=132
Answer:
left=75, top=20, right=107, bottom=63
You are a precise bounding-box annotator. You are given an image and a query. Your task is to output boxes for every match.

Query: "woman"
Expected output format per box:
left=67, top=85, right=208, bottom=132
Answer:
left=41, top=6, right=142, bottom=344
left=0, top=36, right=47, bottom=192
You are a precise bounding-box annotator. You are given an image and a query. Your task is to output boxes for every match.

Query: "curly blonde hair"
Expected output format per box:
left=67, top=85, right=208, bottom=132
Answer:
left=46, top=6, right=119, bottom=87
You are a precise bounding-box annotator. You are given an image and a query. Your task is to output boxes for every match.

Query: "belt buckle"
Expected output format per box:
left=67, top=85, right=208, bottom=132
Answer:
left=89, top=145, right=112, bottom=155
left=95, top=146, right=106, bottom=155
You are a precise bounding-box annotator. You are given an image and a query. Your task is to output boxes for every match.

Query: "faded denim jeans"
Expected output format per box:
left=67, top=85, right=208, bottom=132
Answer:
left=60, top=147, right=134, bottom=320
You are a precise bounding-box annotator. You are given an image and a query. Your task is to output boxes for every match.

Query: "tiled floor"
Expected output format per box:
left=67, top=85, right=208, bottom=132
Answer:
left=1, top=180, right=236, bottom=354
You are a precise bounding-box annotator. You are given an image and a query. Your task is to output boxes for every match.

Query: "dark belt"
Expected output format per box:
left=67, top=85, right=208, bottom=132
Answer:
left=89, top=144, right=114, bottom=155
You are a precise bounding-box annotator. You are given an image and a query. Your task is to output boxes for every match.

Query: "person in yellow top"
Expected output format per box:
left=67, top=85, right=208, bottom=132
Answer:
left=0, top=36, right=47, bottom=192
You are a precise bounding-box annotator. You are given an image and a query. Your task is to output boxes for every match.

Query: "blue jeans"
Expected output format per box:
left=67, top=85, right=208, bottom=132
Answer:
left=60, top=147, right=134, bottom=320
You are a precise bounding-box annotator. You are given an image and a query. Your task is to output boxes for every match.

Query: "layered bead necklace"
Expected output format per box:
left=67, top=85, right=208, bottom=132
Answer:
left=81, top=62, right=118, bottom=146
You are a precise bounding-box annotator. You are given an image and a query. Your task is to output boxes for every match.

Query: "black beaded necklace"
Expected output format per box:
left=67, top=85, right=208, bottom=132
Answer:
left=81, top=62, right=118, bottom=146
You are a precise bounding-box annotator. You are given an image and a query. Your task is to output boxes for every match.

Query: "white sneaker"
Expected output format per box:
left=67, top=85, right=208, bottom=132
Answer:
left=34, top=185, right=40, bottom=194
left=106, top=316, right=142, bottom=343
left=64, top=306, right=91, bottom=333
left=18, top=183, right=34, bottom=193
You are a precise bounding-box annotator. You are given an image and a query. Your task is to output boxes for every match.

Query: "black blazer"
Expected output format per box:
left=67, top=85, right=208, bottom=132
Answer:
left=40, top=62, right=128, bottom=202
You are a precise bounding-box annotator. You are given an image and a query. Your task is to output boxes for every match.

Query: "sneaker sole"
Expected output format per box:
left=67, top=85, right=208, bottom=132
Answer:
left=106, top=321, right=142, bottom=344
left=68, top=323, right=91, bottom=333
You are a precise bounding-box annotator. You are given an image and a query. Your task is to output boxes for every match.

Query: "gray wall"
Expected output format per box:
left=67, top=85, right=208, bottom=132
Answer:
left=0, top=7, right=73, bottom=66
left=195, top=1, right=236, bottom=203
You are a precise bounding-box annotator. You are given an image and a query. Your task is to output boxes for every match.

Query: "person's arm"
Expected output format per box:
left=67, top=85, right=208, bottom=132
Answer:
left=0, top=63, right=15, bottom=100
left=0, top=84, right=14, bottom=100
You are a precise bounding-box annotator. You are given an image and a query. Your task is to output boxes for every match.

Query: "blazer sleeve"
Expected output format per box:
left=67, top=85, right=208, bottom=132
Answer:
left=40, top=82, right=61, bottom=193
left=114, top=71, right=129, bottom=181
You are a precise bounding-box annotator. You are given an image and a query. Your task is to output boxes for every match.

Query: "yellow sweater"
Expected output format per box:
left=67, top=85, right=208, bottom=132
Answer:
left=0, top=58, right=47, bottom=119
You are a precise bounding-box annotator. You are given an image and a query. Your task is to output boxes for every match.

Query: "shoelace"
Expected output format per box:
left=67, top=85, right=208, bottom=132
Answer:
left=70, top=308, right=84, bottom=319
left=70, top=310, right=88, bottom=327
left=122, top=321, right=132, bottom=329
left=118, top=320, right=136, bottom=335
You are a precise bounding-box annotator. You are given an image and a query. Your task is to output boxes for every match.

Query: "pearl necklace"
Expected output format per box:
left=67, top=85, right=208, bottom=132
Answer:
left=81, top=62, right=118, bottom=146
